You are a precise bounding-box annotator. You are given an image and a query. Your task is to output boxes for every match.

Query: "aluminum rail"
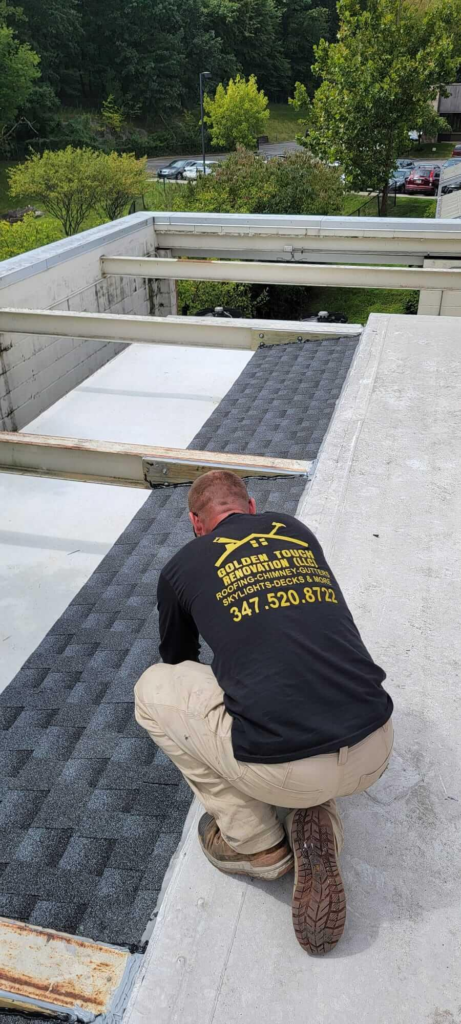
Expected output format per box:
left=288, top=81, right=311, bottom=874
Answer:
left=101, top=255, right=461, bottom=291
left=0, top=309, right=361, bottom=349
left=0, top=432, right=310, bottom=488
left=150, top=212, right=461, bottom=264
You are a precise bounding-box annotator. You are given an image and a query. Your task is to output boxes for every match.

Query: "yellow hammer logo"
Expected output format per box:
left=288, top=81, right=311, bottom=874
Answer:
left=213, top=522, right=310, bottom=567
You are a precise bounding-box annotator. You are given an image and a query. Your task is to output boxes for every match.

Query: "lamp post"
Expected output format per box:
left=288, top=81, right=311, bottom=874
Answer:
left=199, top=71, right=212, bottom=175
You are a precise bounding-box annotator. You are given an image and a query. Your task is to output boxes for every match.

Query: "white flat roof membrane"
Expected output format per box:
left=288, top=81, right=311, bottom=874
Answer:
left=125, top=313, right=461, bottom=1024
left=0, top=343, right=252, bottom=691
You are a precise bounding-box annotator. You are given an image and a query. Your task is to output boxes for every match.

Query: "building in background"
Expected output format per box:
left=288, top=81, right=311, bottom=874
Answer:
left=437, top=79, right=461, bottom=141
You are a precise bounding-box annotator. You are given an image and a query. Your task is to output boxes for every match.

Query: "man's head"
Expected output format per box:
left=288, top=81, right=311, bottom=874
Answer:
left=188, top=470, right=256, bottom=537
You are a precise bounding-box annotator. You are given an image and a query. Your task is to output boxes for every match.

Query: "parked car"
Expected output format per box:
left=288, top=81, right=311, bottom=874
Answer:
left=396, top=159, right=415, bottom=169
left=389, top=168, right=411, bottom=192
left=157, top=160, right=198, bottom=180
left=183, top=161, right=219, bottom=180
left=405, top=164, right=441, bottom=195
left=451, top=144, right=461, bottom=158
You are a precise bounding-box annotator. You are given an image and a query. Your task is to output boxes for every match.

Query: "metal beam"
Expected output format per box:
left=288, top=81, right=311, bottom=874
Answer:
left=0, top=432, right=310, bottom=488
left=101, top=255, right=461, bottom=291
left=0, top=309, right=361, bottom=349
left=151, top=212, right=461, bottom=265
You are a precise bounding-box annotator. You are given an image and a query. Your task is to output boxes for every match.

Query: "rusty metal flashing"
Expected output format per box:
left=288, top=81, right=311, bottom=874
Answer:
left=0, top=919, right=134, bottom=1023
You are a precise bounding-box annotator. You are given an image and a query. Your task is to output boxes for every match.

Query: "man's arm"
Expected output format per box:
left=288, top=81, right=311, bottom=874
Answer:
left=157, top=571, right=200, bottom=664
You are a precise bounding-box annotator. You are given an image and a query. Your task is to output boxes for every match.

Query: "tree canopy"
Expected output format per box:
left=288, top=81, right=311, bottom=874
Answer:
left=204, top=75, right=269, bottom=149
left=172, top=146, right=345, bottom=215
left=0, top=0, right=339, bottom=128
left=292, top=0, right=461, bottom=213
left=8, top=146, right=148, bottom=234
left=0, top=1, right=40, bottom=133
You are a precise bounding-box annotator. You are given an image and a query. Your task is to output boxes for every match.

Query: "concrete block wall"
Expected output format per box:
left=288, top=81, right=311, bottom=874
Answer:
left=417, top=258, right=461, bottom=317
left=0, top=213, right=177, bottom=431
left=150, top=248, right=179, bottom=319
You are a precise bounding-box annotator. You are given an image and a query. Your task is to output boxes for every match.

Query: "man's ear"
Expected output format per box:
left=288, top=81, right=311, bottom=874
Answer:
left=189, top=510, right=202, bottom=536
left=248, top=498, right=257, bottom=515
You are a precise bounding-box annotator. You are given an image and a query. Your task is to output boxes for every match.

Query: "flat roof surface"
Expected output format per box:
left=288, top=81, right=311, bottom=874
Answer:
left=125, top=314, right=461, bottom=1024
left=0, top=343, right=252, bottom=691
left=0, top=335, right=357, bottom=948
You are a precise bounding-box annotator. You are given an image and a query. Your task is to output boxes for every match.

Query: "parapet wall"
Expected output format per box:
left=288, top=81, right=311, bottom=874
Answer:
left=0, top=214, right=176, bottom=431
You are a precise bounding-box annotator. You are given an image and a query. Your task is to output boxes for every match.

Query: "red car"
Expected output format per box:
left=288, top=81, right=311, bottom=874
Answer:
left=451, top=144, right=461, bottom=158
left=404, top=164, right=441, bottom=195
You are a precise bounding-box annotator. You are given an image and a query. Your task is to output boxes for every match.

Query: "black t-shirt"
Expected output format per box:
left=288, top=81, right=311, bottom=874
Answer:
left=157, top=511, right=392, bottom=764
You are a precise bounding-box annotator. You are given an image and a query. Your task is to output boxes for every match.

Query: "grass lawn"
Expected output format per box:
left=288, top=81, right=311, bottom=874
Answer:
left=143, top=180, right=183, bottom=210
left=342, top=192, right=436, bottom=218
left=401, top=141, right=453, bottom=160
left=301, top=286, right=417, bottom=324
left=266, top=103, right=301, bottom=143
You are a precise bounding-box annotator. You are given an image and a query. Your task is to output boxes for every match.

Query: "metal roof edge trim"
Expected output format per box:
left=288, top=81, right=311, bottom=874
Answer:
left=0, top=917, right=130, bottom=1020
left=147, top=210, right=461, bottom=235
left=0, top=213, right=153, bottom=291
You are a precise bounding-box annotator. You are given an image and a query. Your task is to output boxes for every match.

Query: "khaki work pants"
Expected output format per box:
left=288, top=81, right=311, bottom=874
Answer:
left=135, top=661, right=394, bottom=855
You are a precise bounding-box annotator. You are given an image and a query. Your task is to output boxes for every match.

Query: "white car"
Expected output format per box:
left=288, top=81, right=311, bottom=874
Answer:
left=183, top=161, right=219, bottom=180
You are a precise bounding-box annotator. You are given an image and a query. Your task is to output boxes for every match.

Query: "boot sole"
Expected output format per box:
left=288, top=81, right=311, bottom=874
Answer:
left=291, top=806, right=346, bottom=955
left=200, top=845, right=294, bottom=881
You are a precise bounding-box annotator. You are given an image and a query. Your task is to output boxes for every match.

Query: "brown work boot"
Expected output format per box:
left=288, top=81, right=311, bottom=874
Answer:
left=290, top=806, right=346, bottom=955
left=198, top=812, right=294, bottom=880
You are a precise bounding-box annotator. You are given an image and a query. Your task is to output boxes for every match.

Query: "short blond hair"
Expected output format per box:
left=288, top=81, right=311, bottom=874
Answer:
left=188, top=470, right=249, bottom=517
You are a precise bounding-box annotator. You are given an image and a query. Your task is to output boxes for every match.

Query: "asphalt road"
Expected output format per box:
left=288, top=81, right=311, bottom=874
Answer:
left=146, top=140, right=303, bottom=174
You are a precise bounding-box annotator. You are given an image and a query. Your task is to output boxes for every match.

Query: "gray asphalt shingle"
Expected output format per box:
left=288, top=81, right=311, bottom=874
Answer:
left=0, top=336, right=358, bottom=947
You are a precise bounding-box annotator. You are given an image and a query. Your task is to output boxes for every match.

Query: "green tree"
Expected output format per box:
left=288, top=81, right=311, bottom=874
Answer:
left=0, top=0, right=342, bottom=126
left=98, top=152, right=149, bottom=220
left=78, top=0, right=226, bottom=116
left=3, top=0, right=82, bottom=101
left=174, top=148, right=274, bottom=212
left=279, top=0, right=330, bottom=94
left=204, top=75, right=269, bottom=149
left=101, top=95, right=125, bottom=134
left=8, top=146, right=105, bottom=235
left=267, top=149, right=344, bottom=215
left=0, top=4, right=40, bottom=133
left=173, top=146, right=344, bottom=214
left=293, top=0, right=460, bottom=215
left=202, top=0, right=290, bottom=96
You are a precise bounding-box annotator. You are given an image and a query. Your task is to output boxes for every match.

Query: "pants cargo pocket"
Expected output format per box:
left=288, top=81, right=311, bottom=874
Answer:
left=351, top=752, right=392, bottom=795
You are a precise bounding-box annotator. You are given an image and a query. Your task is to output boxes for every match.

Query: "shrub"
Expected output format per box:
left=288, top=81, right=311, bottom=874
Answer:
left=116, top=130, right=171, bottom=157
left=8, top=146, right=106, bottom=235
left=404, top=292, right=419, bottom=314
left=177, top=280, right=265, bottom=318
left=172, top=147, right=344, bottom=216
left=33, top=115, right=112, bottom=155
left=101, top=95, right=125, bottom=134
left=266, top=150, right=344, bottom=216
left=97, top=152, right=149, bottom=221
left=0, top=212, right=61, bottom=260
left=8, top=147, right=152, bottom=234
